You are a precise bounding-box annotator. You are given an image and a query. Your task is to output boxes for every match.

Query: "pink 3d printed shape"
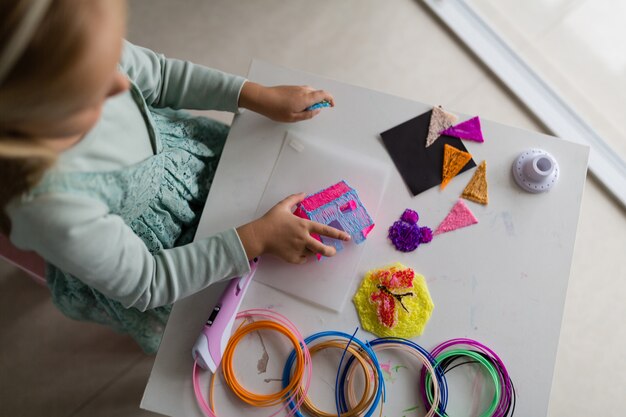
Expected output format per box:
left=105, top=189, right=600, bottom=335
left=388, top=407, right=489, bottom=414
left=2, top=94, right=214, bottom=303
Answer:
left=434, top=199, right=478, bottom=236
left=294, top=181, right=374, bottom=257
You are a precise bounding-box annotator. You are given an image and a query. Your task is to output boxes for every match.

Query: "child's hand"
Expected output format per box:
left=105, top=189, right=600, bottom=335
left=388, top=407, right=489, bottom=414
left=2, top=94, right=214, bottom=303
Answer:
left=239, top=81, right=334, bottom=123
left=236, top=193, right=350, bottom=264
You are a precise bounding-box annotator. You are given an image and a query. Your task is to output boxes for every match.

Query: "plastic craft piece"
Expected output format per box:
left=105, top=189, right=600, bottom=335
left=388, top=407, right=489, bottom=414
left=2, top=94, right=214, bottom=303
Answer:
left=461, top=160, right=489, bottom=205
left=294, top=181, right=374, bottom=257
left=388, top=209, right=433, bottom=252
left=426, top=106, right=458, bottom=147
left=434, top=199, right=478, bottom=236
left=440, top=116, right=484, bottom=143
left=305, top=100, right=331, bottom=111
left=353, top=263, right=434, bottom=338
left=512, top=149, right=559, bottom=193
left=441, top=144, right=472, bottom=190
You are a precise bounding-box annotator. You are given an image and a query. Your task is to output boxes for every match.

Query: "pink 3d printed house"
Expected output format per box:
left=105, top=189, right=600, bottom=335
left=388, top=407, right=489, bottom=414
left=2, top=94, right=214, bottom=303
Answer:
left=294, top=180, right=375, bottom=255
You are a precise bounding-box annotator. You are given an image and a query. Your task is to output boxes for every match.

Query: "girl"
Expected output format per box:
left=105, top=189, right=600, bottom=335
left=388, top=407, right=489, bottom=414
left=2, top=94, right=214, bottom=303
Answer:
left=0, top=0, right=349, bottom=353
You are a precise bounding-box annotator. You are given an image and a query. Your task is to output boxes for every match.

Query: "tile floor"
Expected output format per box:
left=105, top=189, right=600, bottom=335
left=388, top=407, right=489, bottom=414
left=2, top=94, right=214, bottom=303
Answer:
left=1, top=1, right=625, bottom=416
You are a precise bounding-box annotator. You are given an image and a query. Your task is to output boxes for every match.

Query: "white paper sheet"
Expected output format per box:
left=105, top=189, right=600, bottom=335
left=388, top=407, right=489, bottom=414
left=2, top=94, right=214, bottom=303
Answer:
left=253, top=131, right=390, bottom=312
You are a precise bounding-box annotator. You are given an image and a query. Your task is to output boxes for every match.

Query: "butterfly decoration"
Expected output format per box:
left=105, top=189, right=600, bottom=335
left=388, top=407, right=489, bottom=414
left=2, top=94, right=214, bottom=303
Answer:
left=369, top=266, right=415, bottom=328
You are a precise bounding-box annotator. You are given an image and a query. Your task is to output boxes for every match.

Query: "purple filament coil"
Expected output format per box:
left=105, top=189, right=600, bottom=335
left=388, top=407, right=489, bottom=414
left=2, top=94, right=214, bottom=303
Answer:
left=421, top=338, right=516, bottom=417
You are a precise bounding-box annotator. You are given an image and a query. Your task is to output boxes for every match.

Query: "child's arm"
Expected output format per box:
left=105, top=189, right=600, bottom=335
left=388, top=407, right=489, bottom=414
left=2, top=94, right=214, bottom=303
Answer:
left=8, top=194, right=250, bottom=311
left=120, top=41, right=245, bottom=113
left=119, top=41, right=333, bottom=121
left=7, top=193, right=347, bottom=310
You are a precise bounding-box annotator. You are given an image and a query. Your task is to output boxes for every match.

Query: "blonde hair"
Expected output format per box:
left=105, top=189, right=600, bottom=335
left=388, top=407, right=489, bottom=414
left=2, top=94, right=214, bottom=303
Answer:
left=0, top=0, right=102, bottom=233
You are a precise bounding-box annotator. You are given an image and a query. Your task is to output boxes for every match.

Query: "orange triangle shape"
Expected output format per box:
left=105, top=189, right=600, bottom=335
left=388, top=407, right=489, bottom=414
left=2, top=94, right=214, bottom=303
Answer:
left=441, top=144, right=472, bottom=190
left=461, top=160, right=488, bottom=204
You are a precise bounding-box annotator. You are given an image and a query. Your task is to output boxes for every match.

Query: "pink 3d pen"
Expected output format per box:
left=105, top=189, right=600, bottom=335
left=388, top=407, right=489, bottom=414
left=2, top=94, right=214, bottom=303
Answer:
left=192, top=258, right=259, bottom=372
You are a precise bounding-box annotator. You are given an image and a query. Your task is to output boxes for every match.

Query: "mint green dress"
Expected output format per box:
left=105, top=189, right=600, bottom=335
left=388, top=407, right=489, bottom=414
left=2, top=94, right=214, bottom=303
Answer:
left=8, top=42, right=251, bottom=353
left=37, top=111, right=227, bottom=353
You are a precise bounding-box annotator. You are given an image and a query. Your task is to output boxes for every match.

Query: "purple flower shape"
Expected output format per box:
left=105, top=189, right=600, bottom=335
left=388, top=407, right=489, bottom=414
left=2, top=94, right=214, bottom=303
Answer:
left=388, top=209, right=433, bottom=252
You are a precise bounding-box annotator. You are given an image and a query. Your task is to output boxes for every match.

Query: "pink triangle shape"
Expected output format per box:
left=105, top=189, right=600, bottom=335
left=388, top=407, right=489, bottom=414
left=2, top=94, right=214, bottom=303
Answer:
left=440, top=116, right=484, bottom=143
left=434, top=200, right=478, bottom=236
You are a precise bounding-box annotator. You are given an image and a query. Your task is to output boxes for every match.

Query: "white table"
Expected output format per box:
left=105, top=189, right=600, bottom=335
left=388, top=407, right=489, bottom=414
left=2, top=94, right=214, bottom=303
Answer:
left=142, top=61, right=588, bottom=417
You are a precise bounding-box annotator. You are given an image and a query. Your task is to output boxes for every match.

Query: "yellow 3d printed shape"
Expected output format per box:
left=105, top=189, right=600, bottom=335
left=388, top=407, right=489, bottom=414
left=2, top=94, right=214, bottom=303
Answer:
left=353, top=263, right=434, bottom=338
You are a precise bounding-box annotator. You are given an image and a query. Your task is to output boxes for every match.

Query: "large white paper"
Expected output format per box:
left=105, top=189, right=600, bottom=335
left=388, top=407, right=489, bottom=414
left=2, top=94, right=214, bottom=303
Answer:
left=253, top=131, right=390, bottom=312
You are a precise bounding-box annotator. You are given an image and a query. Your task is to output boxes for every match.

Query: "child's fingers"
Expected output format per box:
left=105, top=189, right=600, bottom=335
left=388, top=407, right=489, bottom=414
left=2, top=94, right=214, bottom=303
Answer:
left=292, top=109, right=321, bottom=122
left=305, top=237, right=337, bottom=257
left=309, top=89, right=335, bottom=107
left=279, top=192, right=306, bottom=209
left=287, top=254, right=308, bottom=264
left=308, top=221, right=351, bottom=241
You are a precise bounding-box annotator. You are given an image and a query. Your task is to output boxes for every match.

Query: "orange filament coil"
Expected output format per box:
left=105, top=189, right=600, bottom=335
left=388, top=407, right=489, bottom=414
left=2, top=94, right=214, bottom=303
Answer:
left=220, top=320, right=306, bottom=407
left=198, top=310, right=312, bottom=417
